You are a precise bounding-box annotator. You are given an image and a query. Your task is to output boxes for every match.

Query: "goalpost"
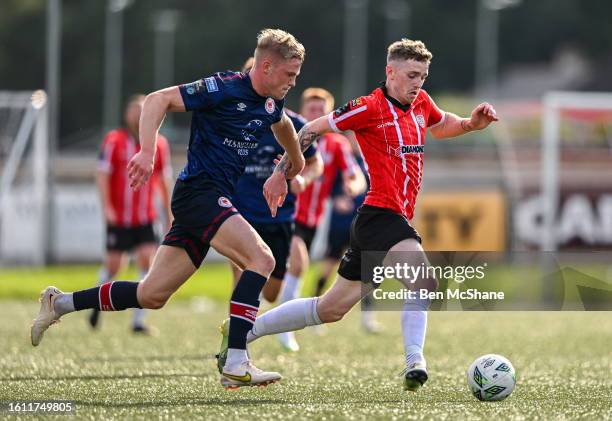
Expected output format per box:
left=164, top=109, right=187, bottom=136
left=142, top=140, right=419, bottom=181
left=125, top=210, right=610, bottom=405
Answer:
left=541, top=91, right=612, bottom=251
left=0, top=90, right=49, bottom=265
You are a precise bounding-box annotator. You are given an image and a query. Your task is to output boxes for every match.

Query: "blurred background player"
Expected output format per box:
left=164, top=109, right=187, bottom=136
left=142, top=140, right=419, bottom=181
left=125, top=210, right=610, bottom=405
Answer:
left=230, top=58, right=323, bottom=303
left=276, top=88, right=366, bottom=351
left=90, top=94, right=172, bottom=334
left=311, top=134, right=380, bottom=333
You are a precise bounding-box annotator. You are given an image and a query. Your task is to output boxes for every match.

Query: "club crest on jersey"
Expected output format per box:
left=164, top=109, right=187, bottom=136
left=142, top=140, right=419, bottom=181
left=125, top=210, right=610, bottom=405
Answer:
left=218, top=197, right=233, bottom=208
left=265, top=98, right=275, bottom=114
left=415, top=114, right=426, bottom=128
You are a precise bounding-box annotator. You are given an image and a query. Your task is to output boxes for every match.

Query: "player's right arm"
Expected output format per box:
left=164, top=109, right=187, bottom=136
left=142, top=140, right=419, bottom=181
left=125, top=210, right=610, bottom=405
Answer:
left=128, top=86, right=185, bottom=190
left=264, top=116, right=332, bottom=216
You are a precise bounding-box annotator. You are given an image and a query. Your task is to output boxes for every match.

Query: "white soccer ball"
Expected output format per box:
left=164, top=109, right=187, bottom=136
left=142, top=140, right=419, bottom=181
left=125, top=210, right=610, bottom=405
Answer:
left=467, top=354, right=516, bottom=401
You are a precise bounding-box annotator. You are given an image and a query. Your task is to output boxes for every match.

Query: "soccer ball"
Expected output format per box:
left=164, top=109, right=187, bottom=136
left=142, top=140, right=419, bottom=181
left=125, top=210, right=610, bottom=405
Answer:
left=467, top=354, right=516, bottom=401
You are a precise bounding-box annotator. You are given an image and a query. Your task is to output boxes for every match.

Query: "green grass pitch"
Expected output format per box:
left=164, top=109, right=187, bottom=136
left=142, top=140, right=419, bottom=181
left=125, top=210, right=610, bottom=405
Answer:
left=1, top=263, right=611, bottom=419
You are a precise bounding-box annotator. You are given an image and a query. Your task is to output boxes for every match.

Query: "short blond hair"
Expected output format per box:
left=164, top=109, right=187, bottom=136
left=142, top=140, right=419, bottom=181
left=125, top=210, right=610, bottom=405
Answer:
left=254, top=28, right=305, bottom=62
left=387, top=39, right=432, bottom=63
left=301, top=87, right=335, bottom=112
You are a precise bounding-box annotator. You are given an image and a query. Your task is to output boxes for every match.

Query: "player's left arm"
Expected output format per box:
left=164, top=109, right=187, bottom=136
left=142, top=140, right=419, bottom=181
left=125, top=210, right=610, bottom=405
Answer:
left=429, top=102, right=499, bottom=139
left=265, top=115, right=332, bottom=217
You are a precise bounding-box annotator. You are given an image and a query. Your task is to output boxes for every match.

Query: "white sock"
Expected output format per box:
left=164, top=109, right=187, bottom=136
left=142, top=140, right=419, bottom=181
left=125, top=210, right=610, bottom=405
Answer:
left=132, top=270, right=148, bottom=327
left=132, top=308, right=146, bottom=327
left=247, top=297, right=321, bottom=343
left=225, top=348, right=249, bottom=370
left=401, top=297, right=429, bottom=366
left=279, top=273, right=301, bottom=303
left=53, top=293, right=75, bottom=316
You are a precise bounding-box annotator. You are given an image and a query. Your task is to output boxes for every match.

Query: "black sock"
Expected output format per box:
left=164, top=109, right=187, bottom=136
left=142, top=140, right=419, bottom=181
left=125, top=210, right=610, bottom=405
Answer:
left=314, top=276, right=327, bottom=297
left=228, top=270, right=268, bottom=349
left=73, top=281, right=141, bottom=311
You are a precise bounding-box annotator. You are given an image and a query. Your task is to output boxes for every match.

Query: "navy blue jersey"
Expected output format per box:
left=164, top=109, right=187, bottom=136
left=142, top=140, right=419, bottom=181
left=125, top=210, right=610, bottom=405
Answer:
left=177, top=71, right=285, bottom=196
left=233, top=110, right=317, bottom=224
left=329, top=155, right=368, bottom=230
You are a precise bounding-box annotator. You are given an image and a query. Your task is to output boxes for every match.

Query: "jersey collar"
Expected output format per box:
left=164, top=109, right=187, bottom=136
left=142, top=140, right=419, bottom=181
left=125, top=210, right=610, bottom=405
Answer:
left=379, top=81, right=423, bottom=113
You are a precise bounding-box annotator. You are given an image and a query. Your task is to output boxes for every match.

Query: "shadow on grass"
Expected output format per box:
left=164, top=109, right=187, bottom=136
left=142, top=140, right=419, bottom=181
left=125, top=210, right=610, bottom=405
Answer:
left=0, top=372, right=209, bottom=382
left=77, top=354, right=210, bottom=363
left=68, top=397, right=412, bottom=408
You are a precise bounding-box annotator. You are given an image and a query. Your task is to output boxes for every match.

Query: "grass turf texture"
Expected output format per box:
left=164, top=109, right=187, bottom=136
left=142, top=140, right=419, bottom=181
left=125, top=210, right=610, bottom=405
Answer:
left=1, top=264, right=611, bottom=419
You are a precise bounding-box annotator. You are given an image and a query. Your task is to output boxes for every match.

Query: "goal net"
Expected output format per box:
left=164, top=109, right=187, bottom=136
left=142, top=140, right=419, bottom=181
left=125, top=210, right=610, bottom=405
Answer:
left=494, top=91, right=612, bottom=251
left=0, top=90, right=49, bottom=265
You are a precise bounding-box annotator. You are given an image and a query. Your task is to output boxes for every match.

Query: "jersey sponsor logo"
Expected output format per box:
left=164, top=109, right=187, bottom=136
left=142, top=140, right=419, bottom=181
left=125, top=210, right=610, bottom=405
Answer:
left=184, top=80, right=205, bottom=95
left=415, top=114, right=426, bottom=128
left=237, top=102, right=247, bottom=111
left=218, top=197, right=233, bottom=208
left=377, top=121, right=395, bottom=129
left=223, top=137, right=258, bottom=156
left=265, top=98, right=275, bottom=114
left=390, top=145, right=425, bottom=156
left=204, top=77, right=219, bottom=93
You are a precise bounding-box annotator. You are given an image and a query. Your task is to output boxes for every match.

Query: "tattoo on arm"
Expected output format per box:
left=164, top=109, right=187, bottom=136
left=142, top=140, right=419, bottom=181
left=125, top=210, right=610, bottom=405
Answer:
left=274, top=127, right=319, bottom=176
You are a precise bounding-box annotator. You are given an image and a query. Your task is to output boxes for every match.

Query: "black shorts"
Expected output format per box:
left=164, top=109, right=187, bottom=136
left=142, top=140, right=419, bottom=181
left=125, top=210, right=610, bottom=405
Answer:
left=294, top=221, right=317, bottom=252
left=337, top=205, right=422, bottom=283
left=251, top=221, right=294, bottom=280
left=162, top=179, right=238, bottom=268
left=106, top=224, right=157, bottom=252
left=326, top=225, right=350, bottom=260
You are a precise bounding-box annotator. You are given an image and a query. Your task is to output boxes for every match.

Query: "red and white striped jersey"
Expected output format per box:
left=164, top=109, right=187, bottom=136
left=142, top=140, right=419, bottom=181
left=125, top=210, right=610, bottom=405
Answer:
left=97, top=128, right=172, bottom=227
left=327, top=87, right=444, bottom=220
left=295, top=133, right=357, bottom=228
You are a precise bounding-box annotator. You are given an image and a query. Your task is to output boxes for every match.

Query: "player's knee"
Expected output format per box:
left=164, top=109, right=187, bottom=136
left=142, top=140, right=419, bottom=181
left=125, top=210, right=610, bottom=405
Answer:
left=248, top=248, right=275, bottom=277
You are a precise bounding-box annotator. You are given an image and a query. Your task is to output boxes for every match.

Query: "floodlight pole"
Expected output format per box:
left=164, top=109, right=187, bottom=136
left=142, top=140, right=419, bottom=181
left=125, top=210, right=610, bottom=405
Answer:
left=153, top=10, right=179, bottom=138
left=383, top=0, right=411, bottom=47
left=103, top=0, right=133, bottom=133
left=45, top=0, right=61, bottom=263
left=342, top=0, right=369, bottom=103
left=475, top=0, right=522, bottom=98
